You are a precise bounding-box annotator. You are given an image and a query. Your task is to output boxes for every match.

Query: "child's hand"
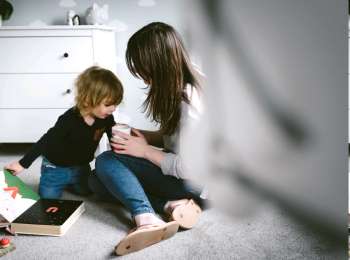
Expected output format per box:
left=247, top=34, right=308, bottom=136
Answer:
left=4, top=161, right=25, bottom=175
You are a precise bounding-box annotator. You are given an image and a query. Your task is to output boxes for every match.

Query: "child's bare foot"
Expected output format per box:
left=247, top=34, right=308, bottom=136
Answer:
left=163, top=199, right=189, bottom=216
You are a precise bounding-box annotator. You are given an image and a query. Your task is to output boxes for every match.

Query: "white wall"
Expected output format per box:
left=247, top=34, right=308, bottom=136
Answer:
left=3, top=0, right=185, bottom=130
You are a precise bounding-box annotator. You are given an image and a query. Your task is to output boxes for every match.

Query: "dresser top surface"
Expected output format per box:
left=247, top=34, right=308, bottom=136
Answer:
left=0, top=25, right=116, bottom=31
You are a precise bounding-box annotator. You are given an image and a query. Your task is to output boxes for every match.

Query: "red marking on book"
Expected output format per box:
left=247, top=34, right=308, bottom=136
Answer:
left=4, top=181, right=24, bottom=198
left=46, top=207, right=58, bottom=213
left=3, top=187, right=18, bottom=199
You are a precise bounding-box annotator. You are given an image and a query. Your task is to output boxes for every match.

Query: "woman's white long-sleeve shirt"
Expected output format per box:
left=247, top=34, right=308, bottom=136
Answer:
left=160, top=85, right=204, bottom=179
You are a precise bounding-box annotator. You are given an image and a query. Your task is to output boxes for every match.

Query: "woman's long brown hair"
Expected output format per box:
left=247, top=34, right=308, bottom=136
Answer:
left=126, top=22, right=203, bottom=136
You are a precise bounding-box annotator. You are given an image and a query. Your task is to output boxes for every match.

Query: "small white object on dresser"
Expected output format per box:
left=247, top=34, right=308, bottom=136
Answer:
left=0, top=26, right=118, bottom=153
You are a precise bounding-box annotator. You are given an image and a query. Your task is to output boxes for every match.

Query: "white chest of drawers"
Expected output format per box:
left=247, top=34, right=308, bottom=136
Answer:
left=0, top=26, right=118, bottom=143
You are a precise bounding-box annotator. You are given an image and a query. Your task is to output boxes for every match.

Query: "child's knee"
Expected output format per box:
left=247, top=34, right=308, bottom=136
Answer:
left=38, top=186, right=63, bottom=199
left=88, top=170, right=98, bottom=192
left=71, top=183, right=93, bottom=196
left=76, top=188, right=93, bottom=196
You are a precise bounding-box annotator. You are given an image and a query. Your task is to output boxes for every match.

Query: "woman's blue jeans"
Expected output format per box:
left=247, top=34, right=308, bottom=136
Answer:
left=88, top=150, right=204, bottom=219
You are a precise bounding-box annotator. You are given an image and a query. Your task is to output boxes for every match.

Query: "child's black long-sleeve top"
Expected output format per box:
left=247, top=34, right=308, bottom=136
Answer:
left=19, top=107, right=116, bottom=168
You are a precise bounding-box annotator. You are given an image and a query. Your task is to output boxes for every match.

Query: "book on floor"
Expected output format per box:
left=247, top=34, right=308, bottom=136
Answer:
left=11, top=198, right=84, bottom=236
left=0, top=169, right=40, bottom=226
left=0, top=170, right=84, bottom=236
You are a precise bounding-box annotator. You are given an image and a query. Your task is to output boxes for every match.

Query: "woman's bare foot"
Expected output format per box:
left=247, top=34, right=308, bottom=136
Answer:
left=134, top=213, right=165, bottom=231
left=163, top=199, right=189, bottom=216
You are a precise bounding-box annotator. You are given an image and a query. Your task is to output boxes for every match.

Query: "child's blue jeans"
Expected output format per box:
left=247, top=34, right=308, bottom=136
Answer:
left=39, top=156, right=93, bottom=199
left=88, top=151, right=204, bottom=219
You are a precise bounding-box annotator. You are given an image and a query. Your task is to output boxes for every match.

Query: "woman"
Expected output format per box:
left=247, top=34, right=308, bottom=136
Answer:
left=88, top=22, right=206, bottom=255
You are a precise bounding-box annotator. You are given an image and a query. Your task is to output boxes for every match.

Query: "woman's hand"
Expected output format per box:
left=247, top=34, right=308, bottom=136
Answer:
left=4, top=161, right=24, bottom=175
left=110, top=127, right=150, bottom=158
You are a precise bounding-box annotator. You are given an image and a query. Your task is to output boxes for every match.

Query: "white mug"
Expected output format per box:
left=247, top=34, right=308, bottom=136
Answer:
left=112, top=124, right=131, bottom=140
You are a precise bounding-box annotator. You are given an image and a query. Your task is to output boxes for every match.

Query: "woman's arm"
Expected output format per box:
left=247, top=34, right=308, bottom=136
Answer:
left=135, top=129, right=164, bottom=148
left=143, top=146, right=166, bottom=167
left=110, top=128, right=166, bottom=167
left=111, top=98, right=201, bottom=178
left=111, top=126, right=191, bottom=178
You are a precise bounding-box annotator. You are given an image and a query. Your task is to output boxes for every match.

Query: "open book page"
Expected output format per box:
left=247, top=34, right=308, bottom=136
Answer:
left=0, top=170, right=39, bottom=223
left=0, top=214, right=10, bottom=227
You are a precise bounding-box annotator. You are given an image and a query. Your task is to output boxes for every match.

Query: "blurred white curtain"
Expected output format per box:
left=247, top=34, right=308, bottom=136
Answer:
left=181, top=0, right=347, bottom=241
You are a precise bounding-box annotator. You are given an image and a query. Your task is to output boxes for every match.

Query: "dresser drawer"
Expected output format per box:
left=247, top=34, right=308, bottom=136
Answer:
left=0, top=74, right=76, bottom=108
left=0, top=109, right=67, bottom=142
left=0, top=37, right=94, bottom=73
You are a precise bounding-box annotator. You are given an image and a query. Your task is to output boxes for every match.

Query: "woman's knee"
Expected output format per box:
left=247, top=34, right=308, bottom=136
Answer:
left=96, top=150, right=114, bottom=166
left=95, top=151, right=128, bottom=176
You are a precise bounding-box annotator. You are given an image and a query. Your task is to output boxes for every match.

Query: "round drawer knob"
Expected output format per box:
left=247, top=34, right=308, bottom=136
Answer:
left=63, top=53, right=69, bottom=58
left=66, top=89, right=71, bottom=94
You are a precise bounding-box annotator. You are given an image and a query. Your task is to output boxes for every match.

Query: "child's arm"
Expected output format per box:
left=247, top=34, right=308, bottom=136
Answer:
left=4, top=161, right=24, bottom=175
left=105, top=116, right=116, bottom=150
left=3, top=115, right=71, bottom=175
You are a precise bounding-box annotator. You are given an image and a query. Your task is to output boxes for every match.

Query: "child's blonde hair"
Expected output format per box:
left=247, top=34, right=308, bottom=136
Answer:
left=74, top=66, right=123, bottom=117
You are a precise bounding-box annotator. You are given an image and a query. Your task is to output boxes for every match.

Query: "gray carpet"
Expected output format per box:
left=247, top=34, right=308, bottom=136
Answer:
left=0, top=144, right=344, bottom=260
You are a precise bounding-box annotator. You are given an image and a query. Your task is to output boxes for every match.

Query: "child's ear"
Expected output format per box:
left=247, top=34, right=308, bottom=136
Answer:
left=82, top=97, right=89, bottom=107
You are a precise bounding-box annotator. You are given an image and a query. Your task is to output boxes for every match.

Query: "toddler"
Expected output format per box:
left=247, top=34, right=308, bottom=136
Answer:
left=4, top=66, right=124, bottom=199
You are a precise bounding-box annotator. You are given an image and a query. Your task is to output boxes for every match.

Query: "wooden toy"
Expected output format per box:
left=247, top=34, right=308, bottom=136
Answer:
left=0, top=242, right=16, bottom=257
left=0, top=238, right=15, bottom=258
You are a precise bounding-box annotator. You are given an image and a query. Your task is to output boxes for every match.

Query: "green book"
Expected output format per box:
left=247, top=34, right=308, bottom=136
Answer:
left=0, top=170, right=40, bottom=226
